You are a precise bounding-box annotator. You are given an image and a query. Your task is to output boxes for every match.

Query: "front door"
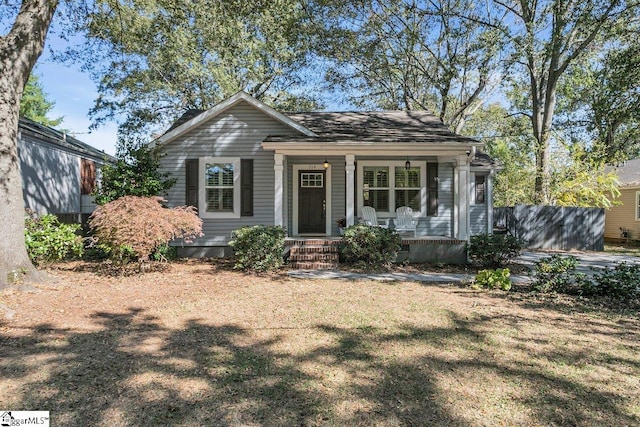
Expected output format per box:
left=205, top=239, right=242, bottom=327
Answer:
left=298, top=170, right=326, bottom=234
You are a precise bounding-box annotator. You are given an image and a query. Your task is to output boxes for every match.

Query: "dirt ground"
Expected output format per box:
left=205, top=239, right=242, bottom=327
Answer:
left=1, top=260, right=638, bottom=426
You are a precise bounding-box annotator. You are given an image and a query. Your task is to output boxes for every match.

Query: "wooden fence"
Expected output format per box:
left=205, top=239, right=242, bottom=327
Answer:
left=493, top=205, right=604, bottom=251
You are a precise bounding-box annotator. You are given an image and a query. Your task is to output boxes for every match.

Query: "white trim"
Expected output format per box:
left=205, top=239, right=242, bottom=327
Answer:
left=199, top=157, right=241, bottom=219
left=345, top=154, right=356, bottom=226
left=457, top=155, right=470, bottom=240
left=274, top=154, right=284, bottom=227
left=262, top=145, right=480, bottom=155
left=153, top=91, right=316, bottom=148
left=292, top=164, right=332, bottom=236
left=356, top=161, right=427, bottom=217
left=487, top=170, right=494, bottom=234
left=470, top=172, right=487, bottom=206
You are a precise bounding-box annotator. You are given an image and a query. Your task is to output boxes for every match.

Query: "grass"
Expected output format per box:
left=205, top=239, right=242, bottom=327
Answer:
left=0, top=260, right=639, bottom=426
left=604, top=240, right=640, bottom=256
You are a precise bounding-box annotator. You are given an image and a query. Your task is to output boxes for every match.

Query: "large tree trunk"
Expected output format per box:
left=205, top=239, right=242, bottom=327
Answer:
left=0, top=0, right=59, bottom=289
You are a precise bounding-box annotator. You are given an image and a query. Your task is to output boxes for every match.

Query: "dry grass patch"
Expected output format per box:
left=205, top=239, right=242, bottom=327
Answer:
left=0, top=260, right=638, bottom=426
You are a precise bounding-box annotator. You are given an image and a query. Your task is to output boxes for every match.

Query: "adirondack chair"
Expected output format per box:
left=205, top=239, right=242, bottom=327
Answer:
left=394, top=206, right=418, bottom=237
left=361, top=206, right=390, bottom=228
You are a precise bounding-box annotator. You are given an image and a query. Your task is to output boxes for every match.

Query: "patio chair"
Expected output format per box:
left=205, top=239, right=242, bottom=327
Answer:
left=361, top=206, right=390, bottom=228
left=394, top=206, right=418, bottom=237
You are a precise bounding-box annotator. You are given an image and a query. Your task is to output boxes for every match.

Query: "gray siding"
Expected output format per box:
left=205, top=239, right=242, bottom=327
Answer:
left=159, top=102, right=297, bottom=245
left=416, top=162, right=454, bottom=236
left=19, top=133, right=81, bottom=215
left=470, top=205, right=488, bottom=235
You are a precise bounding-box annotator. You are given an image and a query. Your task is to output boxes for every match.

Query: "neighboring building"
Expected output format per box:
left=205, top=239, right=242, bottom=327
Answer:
left=605, top=158, right=640, bottom=241
left=152, top=91, right=500, bottom=261
left=18, top=117, right=113, bottom=222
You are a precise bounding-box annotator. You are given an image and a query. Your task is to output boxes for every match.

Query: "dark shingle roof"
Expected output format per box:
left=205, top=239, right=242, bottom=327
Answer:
left=165, top=109, right=206, bottom=133
left=471, top=151, right=502, bottom=168
left=608, top=158, right=640, bottom=186
left=19, top=117, right=114, bottom=161
left=264, top=110, right=479, bottom=144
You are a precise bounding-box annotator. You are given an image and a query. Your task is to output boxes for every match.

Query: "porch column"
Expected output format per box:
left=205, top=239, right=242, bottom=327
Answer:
left=457, top=155, right=470, bottom=240
left=487, top=170, right=494, bottom=234
left=345, top=154, right=356, bottom=226
left=274, top=153, right=284, bottom=227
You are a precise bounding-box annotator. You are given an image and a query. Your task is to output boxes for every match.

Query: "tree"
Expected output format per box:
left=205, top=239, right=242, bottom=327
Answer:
left=0, top=1, right=59, bottom=288
left=93, top=136, right=177, bottom=205
left=20, top=73, right=63, bottom=127
left=583, top=44, right=640, bottom=164
left=312, top=0, right=506, bottom=132
left=60, top=0, right=322, bottom=138
left=463, top=103, right=537, bottom=206
left=493, top=0, right=633, bottom=203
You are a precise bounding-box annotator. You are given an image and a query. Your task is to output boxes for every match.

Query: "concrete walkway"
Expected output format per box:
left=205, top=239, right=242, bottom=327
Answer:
left=288, top=250, right=640, bottom=285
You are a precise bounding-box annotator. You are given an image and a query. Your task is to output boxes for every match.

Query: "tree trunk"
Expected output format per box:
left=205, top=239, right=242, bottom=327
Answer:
left=0, top=0, right=59, bottom=289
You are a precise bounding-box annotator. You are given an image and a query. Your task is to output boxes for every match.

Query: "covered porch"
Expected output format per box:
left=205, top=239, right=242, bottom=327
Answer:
left=267, top=150, right=490, bottom=242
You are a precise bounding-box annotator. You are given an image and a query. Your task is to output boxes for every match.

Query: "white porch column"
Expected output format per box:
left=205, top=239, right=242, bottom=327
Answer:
left=487, top=170, right=495, bottom=235
left=345, top=154, right=356, bottom=226
left=457, top=155, right=470, bottom=240
left=274, top=153, right=284, bottom=227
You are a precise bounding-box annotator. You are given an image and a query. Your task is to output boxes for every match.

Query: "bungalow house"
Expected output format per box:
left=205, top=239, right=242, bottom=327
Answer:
left=18, top=117, right=113, bottom=223
left=604, top=158, right=640, bottom=241
left=153, top=91, right=500, bottom=265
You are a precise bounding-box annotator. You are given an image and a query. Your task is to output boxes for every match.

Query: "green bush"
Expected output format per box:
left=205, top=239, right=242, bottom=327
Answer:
left=472, top=268, right=512, bottom=291
left=150, top=243, right=178, bottom=262
left=532, top=254, right=587, bottom=294
left=468, top=234, right=524, bottom=268
left=583, top=263, right=640, bottom=299
left=24, top=213, right=84, bottom=265
left=229, top=225, right=286, bottom=271
left=340, top=224, right=402, bottom=270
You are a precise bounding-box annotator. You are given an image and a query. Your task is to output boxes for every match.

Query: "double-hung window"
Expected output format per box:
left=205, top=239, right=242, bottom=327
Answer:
left=199, top=157, right=241, bottom=218
left=359, top=161, right=428, bottom=216
left=636, top=191, right=640, bottom=221
left=474, top=174, right=486, bottom=204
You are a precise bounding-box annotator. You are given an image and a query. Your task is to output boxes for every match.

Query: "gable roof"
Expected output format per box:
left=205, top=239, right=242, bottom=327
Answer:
left=153, top=91, right=316, bottom=147
left=263, top=110, right=479, bottom=145
left=608, top=158, right=640, bottom=187
left=19, top=117, right=114, bottom=162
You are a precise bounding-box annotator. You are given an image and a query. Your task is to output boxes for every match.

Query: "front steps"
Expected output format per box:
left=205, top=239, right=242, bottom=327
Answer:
left=287, top=239, right=340, bottom=270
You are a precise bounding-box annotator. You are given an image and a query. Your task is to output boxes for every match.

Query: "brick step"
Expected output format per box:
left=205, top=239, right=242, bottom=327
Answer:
left=290, top=253, right=339, bottom=262
left=289, top=245, right=339, bottom=254
left=290, top=261, right=338, bottom=270
left=286, top=239, right=340, bottom=247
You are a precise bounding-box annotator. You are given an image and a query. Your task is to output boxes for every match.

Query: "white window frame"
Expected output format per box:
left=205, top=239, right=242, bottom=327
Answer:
left=357, top=161, right=427, bottom=217
left=636, top=191, right=640, bottom=221
left=472, top=172, right=487, bottom=205
left=199, top=157, right=241, bottom=219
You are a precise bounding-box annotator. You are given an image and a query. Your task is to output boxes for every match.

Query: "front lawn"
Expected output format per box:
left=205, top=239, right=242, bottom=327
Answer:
left=1, top=260, right=638, bottom=426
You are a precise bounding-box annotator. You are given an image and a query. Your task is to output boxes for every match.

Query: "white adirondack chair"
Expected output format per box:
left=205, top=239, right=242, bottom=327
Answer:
left=361, top=206, right=390, bottom=228
left=394, top=206, right=418, bottom=237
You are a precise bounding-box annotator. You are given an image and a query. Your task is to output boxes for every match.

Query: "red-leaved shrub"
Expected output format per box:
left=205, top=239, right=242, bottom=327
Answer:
left=89, top=196, right=203, bottom=261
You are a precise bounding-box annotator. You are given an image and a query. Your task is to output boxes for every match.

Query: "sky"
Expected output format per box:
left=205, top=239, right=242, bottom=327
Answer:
left=33, top=38, right=119, bottom=156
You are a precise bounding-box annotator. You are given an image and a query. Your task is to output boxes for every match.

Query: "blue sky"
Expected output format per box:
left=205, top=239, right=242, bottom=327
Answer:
left=33, top=36, right=119, bottom=156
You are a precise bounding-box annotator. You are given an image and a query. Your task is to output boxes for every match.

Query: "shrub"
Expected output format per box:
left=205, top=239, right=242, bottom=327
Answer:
left=583, top=262, right=640, bottom=299
left=532, top=254, right=587, bottom=294
left=24, top=212, right=84, bottom=265
left=229, top=225, right=286, bottom=271
left=468, top=234, right=524, bottom=268
left=93, top=136, right=177, bottom=205
left=340, top=224, right=402, bottom=270
left=472, top=268, right=511, bottom=291
left=89, top=196, right=203, bottom=263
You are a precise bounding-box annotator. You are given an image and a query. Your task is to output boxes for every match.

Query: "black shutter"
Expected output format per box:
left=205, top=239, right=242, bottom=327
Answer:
left=241, top=159, right=253, bottom=216
left=427, top=162, right=438, bottom=216
left=185, top=159, right=199, bottom=209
